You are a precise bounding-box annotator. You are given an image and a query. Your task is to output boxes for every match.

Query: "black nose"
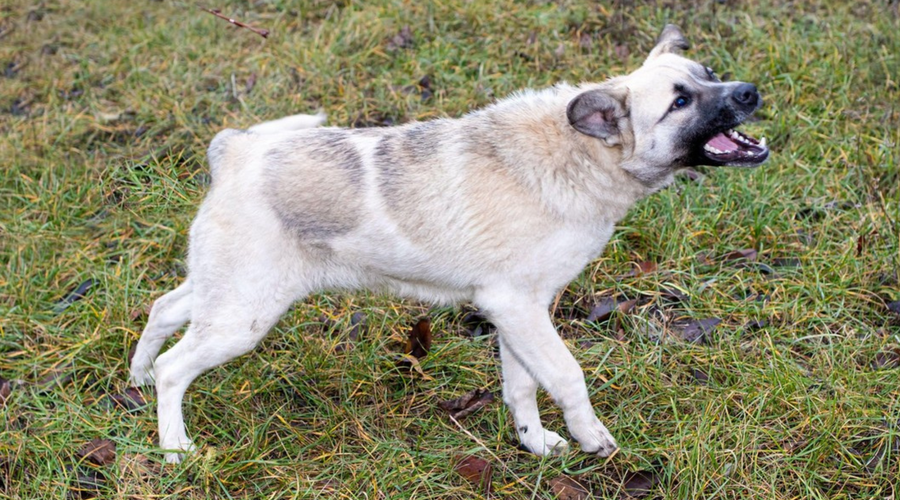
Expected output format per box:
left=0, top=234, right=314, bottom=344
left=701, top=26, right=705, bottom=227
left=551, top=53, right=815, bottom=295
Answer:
left=732, top=83, right=759, bottom=107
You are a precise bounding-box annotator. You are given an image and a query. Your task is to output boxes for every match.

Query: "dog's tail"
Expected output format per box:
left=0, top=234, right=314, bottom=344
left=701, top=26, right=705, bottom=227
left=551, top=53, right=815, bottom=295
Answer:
left=247, top=112, right=327, bottom=134
left=207, top=112, right=327, bottom=181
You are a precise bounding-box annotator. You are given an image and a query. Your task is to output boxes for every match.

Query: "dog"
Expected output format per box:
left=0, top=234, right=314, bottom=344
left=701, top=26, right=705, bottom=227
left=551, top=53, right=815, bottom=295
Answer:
left=129, top=25, right=768, bottom=463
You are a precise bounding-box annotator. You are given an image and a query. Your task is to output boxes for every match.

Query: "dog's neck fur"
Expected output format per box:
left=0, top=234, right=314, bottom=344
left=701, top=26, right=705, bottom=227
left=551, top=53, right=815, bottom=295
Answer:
left=473, top=84, right=657, bottom=226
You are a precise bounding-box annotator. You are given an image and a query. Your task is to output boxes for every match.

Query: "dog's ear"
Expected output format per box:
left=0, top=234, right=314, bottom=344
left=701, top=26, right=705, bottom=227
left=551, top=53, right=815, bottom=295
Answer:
left=645, top=24, right=689, bottom=62
left=567, top=88, right=627, bottom=145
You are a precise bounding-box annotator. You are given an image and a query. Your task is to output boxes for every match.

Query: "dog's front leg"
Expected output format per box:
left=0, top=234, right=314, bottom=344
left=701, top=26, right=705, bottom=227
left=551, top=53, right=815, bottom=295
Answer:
left=498, top=335, right=569, bottom=455
left=478, top=290, right=618, bottom=457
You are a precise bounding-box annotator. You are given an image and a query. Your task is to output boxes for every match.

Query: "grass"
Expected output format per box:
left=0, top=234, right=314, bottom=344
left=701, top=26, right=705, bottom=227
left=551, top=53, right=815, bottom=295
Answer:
left=1, top=0, right=899, bottom=498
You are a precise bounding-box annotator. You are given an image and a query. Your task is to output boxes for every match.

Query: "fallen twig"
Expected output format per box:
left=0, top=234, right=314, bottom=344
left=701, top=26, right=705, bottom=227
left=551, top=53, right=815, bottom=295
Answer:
left=203, top=8, right=269, bottom=38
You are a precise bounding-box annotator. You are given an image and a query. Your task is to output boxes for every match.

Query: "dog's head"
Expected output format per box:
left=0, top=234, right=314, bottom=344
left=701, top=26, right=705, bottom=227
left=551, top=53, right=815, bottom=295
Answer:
left=567, top=25, right=769, bottom=185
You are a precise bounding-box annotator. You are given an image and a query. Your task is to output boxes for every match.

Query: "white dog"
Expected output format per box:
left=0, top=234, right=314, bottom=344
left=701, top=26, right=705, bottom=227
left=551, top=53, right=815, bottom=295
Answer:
left=129, top=25, right=768, bottom=463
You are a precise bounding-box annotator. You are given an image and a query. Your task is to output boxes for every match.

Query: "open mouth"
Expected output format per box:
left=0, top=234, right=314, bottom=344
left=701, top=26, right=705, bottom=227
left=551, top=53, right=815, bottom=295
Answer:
left=702, top=129, right=769, bottom=166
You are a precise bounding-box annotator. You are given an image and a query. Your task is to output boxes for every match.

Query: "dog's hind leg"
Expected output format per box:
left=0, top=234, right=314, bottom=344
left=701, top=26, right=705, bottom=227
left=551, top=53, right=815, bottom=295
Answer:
left=152, top=288, right=295, bottom=463
left=498, top=335, right=569, bottom=456
left=129, top=280, right=193, bottom=387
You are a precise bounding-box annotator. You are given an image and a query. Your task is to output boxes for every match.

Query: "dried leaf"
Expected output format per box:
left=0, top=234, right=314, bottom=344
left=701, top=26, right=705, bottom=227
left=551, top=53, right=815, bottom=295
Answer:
left=549, top=475, right=590, bottom=499
left=614, top=43, right=630, bottom=60
left=386, top=25, right=414, bottom=50
left=658, top=287, right=689, bottom=304
left=398, top=318, right=432, bottom=370
left=887, top=301, right=900, bottom=316
left=67, top=465, right=106, bottom=499
left=671, top=318, right=721, bottom=343
left=587, top=297, right=636, bottom=323
left=620, top=469, right=659, bottom=498
left=554, top=42, right=565, bottom=57
left=626, top=261, right=657, bottom=277
left=0, top=377, right=10, bottom=405
left=77, top=439, right=116, bottom=466
left=579, top=33, right=592, bottom=50
left=742, top=319, right=768, bottom=333
left=348, top=312, right=366, bottom=342
left=721, top=248, right=758, bottom=262
left=690, top=368, right=710, bottom=385
left=453, top=454, right=492, bottom=492
left=105, top=387, right=148, bottom=411
left=406, top=318, right=431, bottom=359
left=418, top=75, right=434, bottom=101
left=438, top=389, right=494, bottom=420
left=53, top=279, right=96, bottom=314
left=245, top=72, right=257, bottom=94
left=460, top=307, right=495, bottom=337
left=872, top=349, right=900, bottom=370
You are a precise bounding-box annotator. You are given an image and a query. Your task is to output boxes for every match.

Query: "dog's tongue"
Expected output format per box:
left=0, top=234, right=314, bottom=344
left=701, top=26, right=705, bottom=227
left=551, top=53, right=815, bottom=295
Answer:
left=707, top=132, right=739, bottom=151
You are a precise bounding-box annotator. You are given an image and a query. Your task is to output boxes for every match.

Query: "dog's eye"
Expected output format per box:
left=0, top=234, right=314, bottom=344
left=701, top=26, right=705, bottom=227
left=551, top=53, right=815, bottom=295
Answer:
left=671, top=95, right=691, bottom=110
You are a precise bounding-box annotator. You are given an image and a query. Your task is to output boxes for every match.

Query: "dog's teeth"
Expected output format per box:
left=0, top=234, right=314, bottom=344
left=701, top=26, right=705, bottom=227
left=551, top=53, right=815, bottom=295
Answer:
left=759, top=137, right=767, bottom=148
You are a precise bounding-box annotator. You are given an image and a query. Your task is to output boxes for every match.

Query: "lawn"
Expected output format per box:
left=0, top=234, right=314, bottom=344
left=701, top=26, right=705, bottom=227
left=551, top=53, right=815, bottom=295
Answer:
left=1, top=0, right=899, bottom=498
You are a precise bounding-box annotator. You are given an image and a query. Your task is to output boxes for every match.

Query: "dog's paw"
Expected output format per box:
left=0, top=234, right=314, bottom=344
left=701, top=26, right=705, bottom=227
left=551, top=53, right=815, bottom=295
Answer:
left=128, top=365, right=155, bottom=387
left=163, top=441, right=196, bottom=464
left=521, top=428, right=569, bottom=457
left=572, top=419, right=618, bottom=457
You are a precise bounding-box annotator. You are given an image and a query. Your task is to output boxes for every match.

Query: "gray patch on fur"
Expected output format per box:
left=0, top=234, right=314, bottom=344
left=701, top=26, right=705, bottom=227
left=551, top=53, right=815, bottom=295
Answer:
left=264, top=129, right=364, bottom=239
left=374, top=133, right=402, bottom=206
left=398, top=120, right=442, bottom=161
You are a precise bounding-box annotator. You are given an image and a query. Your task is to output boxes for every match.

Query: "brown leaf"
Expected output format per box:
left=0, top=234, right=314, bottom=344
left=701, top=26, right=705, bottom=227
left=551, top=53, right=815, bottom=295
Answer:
left=614, top=43, right=630, bottom=60
left=620, top=469, right=659, bottom=498
left=406, top=318, right=431, bottom=359
left=438, top=389, right=494, bottom=420
left=887, top=301, right=900, bottom=316
left=453, top=454, right=492, bottom=492
left=587, top=297, right=636, bottom=323
left=398, top=318, right=432, bottom=369
left=245, top=72, right=257, bottom=94
left=742, top=319, right=768, bottom=333
left=658, top=287, right=689, bottom=304
left=460, top=306, right=495, bottom=337
left=671, top=318, right=721, bottom=343
left=77, top=439, right=116, bottom=466
left=0, top=377, right=10, bottom=405
left=53, top=279, right=96, bottom=314
left=67, top=465, right=106, bottom=499
left=579, top=33, right=592, bottom=50
left=386, top=25, right=414, bottom=50
left=872, top=349, right=900, bottom=370
left=549, top=475, right=590, bottom=499
left=418, top=75, right=434, bottom=100
left=690, top=368, right=710, bottom=385
left=106, top=387, right=148, bottom=411
left=695, top=252, right=712, bottom=265
left=554, top=42, right=565, bottom=57
left=721, top=248, right=758, bottom=262
left=625, top=261, right=657, bottom=277
left=129, top=304, right=151, bottom=323
left=336, top=312, right=367, bottom=352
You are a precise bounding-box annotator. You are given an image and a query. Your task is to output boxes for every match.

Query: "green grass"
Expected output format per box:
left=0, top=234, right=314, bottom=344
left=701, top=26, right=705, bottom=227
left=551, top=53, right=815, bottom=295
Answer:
left=1, top=0, right=899, bottom=498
